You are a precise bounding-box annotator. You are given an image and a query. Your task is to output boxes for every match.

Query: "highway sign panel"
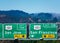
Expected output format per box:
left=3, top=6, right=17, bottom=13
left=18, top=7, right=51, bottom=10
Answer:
left=3, top=23, right=27, bottom=39
left=0, top=24, right=2, bottom=39
left=29, top=23, right=57, bottom=40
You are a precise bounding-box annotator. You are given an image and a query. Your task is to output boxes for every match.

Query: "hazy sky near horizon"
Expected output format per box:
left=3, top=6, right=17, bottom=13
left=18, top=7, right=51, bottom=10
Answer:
left=0, top=0, right=60, bottom=13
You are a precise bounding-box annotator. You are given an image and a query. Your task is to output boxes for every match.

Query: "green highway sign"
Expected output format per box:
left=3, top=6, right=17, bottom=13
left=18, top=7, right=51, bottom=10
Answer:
left=3, top=23, right=27, bottom=39
left=29, top=23, right=57, bottom=40
left=0, top=24, right=2, bottom=39
left=0, top=23, right=58, bottom=40
left=4, top=23, right=17, bottom=39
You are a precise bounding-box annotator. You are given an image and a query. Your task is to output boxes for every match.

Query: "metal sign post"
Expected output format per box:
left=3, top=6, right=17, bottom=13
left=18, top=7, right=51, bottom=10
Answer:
left=14, top=39, right=19, bottom=43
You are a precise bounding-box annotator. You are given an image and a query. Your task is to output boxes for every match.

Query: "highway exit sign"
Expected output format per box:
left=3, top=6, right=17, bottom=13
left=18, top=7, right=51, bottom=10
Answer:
left=3, top=23, right=27, bottom=39
left=29, top=23, right=57, bottom=40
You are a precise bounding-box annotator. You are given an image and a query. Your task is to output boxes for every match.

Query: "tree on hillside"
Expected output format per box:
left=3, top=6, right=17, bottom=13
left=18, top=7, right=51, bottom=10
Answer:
left=53, top=17, right=58, bottom=23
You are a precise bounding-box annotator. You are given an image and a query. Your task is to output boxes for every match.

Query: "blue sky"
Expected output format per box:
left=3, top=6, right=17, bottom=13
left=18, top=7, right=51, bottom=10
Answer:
left=0, top=0, right=60, bottom=13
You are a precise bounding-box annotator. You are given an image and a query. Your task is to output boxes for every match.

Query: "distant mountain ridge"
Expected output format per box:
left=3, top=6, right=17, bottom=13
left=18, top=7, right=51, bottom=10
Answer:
left=0, top=10, right=59, bottom=23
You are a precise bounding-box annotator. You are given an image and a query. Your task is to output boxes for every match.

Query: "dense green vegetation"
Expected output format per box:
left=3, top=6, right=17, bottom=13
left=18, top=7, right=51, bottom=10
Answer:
left=0, top=10, right=59, bottom=23
left=0, top=40, right=60, bottom=43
